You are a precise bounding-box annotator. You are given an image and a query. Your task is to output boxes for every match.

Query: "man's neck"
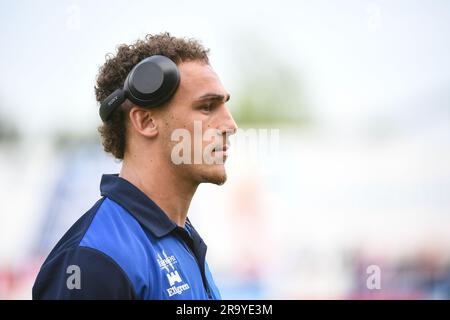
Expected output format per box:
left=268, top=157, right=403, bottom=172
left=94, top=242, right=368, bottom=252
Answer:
left=119, top=154, right=198, bottom=227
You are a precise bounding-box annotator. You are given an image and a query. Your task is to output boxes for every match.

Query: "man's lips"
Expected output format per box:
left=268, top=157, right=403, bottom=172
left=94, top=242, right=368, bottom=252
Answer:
left=212, top=144, right=229, bottom=152
left=211, top=144, right=229, bottom=159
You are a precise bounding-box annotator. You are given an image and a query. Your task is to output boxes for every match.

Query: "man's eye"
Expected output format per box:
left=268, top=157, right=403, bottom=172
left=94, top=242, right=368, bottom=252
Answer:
left=200, top=103, right=212, bottom=112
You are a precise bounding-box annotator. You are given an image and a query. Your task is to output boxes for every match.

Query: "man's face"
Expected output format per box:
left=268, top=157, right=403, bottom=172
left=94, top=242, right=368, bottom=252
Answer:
left=159, top=61, right=238, bottom=186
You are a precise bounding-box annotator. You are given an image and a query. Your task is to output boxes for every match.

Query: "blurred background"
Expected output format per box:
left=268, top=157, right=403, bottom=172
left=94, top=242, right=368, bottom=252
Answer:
left=1, top=0, right=450, bottom=299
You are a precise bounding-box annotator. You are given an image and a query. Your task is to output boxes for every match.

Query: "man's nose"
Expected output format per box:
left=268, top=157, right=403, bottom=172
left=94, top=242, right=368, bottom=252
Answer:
left=218, top=106, right=238, bottom=136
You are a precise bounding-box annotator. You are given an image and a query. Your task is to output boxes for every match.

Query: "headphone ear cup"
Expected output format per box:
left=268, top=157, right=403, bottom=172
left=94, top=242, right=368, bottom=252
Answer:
left=99, top=88, right=126, bottom=122
left=124, top=55, right=180, bottom=107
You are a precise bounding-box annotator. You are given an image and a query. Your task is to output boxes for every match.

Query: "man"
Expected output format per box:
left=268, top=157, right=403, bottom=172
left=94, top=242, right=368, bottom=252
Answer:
left=32, top=33, right=238, bottom=299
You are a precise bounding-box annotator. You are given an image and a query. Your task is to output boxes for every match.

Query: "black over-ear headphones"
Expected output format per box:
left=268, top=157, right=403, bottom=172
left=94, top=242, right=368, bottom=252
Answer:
left=99, top=55, right=180, bottom=122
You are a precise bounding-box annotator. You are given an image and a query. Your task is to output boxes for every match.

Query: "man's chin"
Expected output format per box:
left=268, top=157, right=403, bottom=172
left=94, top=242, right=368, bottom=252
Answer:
left=200, top=165, right=228, bottom=186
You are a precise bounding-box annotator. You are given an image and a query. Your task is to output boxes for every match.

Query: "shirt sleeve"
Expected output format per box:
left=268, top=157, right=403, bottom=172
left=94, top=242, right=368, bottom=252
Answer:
left=32, top=246, right=137, bottom=300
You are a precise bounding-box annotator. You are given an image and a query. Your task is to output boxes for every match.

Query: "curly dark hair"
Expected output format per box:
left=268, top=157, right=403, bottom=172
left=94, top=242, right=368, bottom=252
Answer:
left=95, top=32, right=210, bottom=159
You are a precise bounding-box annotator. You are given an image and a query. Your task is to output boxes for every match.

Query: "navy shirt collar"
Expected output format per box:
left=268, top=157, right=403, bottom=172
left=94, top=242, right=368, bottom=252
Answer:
left=100, top=174, right=178, bottom=238
left=100, top=173, right=210, bottom=295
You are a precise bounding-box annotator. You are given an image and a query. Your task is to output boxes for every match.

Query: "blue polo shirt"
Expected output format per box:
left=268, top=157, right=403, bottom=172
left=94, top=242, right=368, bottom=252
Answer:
left=32, top=174, right=221, bottom=300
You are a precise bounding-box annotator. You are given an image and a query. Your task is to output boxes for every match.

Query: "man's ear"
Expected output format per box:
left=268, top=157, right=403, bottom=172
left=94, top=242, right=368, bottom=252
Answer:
left=128, top=107, right=158, bottom=138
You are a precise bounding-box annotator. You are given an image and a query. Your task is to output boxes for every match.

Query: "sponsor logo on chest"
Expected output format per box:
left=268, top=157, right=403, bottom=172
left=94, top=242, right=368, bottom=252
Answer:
left=156, top=250, right=190, bottom=297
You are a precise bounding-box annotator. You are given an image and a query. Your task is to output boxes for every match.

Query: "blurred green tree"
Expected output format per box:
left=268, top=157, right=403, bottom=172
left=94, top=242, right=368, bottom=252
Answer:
left=227, top=34, right=312, bottom=128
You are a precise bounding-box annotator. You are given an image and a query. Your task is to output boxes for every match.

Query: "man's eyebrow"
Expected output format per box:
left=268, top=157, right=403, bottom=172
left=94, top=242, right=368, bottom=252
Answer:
left=195, top=93, right=231, bottom=102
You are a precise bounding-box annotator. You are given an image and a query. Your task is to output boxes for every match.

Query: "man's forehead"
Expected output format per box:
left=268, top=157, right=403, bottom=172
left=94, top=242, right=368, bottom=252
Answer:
left=178, top=61, right=227, bottom=98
